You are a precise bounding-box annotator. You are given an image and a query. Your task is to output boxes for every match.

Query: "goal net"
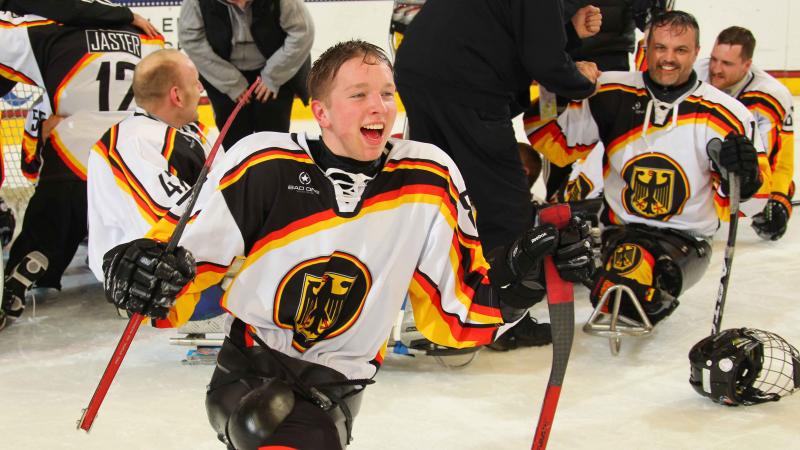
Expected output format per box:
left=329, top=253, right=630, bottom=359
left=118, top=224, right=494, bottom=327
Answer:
left=0, top=83, right=44, bottom=223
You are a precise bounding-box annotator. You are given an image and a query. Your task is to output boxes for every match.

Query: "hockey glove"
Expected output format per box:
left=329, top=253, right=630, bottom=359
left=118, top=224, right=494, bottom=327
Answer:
left=751, top=193, right=792, bottom=241
left=552, top=216, right=595, bottom=283
left=102, top=238, right=195, bottom=319
left=717, top=132, right=762, bottom=200
left=488, top=225, right=557, bottom=310
left=0, top=198, right=15, bottom=247
left=490, top=217, right=595, bottom=310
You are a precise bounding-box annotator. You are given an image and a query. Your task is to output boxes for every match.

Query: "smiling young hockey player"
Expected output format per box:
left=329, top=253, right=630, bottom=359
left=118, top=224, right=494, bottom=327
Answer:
left=101, top=40, right=595, bottom=449
left=525, top=11, right=772, bottom=327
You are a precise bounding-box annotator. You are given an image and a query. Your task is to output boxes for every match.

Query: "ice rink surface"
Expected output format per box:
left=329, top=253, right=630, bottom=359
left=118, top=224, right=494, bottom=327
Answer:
left=1, top=114, right=799, bottom=450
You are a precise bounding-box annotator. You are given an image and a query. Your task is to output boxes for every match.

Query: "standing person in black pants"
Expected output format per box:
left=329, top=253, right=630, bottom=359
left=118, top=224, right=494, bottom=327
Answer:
left=179, top=0, right=313, bottom=150
left=394, top=0, right=601, bottom=350
left=545, top=0, right=669, bottom=200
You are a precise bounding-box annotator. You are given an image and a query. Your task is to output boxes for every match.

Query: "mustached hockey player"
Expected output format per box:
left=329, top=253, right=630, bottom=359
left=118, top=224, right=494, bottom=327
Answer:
left=0, top=12, right=164, bottom=331
left=526, top=11, right=772, bottom=327
left=695, top=26, right=795, bottom=241
left=102, top=40, right=595, bottom=449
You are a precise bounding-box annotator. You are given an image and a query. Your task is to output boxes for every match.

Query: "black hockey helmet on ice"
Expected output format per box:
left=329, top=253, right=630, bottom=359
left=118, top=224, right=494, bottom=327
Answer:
left=689, top=328, right=800, bottom=406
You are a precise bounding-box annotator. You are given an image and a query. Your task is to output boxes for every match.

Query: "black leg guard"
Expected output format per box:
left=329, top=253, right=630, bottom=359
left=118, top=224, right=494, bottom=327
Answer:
left=227, top=379, right=296, bottom=450
left=207, top=336, right=367, bottom=450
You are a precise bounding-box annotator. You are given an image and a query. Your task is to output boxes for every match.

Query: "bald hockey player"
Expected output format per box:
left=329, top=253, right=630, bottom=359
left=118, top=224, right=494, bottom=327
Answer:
left=87, top=49, right=217, bottom=328
left=525, top=11, right=771, bottom=326
left=0, top=12, right=163, bottom=331
left=695, top=26, right=795, bottom=241
left=102, top=40, right=595, bottom=450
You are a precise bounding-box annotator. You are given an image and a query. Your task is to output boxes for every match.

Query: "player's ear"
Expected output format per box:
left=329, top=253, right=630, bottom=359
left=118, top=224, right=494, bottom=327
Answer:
left=169, top=85, right=182, bottom=107
left=311, top=99, right=330, bottom=128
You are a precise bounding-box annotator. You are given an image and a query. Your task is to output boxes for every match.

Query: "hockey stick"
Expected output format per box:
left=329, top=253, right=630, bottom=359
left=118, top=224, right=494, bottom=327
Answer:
left=77, top=78, right=261, bottom=432
left=705, top=135, right=743, bottom=336
left=791, top=200, right=800, bottom=207
left=531, top=203, right=574, bottom=450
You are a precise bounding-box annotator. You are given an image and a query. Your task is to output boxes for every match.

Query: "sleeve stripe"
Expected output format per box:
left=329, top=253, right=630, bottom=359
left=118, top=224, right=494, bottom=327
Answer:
left=0, top=62, right=36, bottom=85
left=102, top=125, right=172, bottom=223
left=219, top=148, right=312, bottom=189
left=408, top=269, right=499, bottom=348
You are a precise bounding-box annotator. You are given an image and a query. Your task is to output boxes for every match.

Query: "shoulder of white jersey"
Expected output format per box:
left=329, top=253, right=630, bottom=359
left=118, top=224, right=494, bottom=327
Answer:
left=217, top=130, right=300, bottom=170
left=695, top=81, right=752, bottom=116
left=387, top=137, right=468, bottom=190
left=387, top=138, right=457, bottom=170
left=117, top=112, right=169, bottom=140
left=694, top=57, right=710, bottom=80
left=0, top=12, right=52, bottom=25
left=598, top=70, right=642, bottom=88
left=746, top=65, right=794, bottom=107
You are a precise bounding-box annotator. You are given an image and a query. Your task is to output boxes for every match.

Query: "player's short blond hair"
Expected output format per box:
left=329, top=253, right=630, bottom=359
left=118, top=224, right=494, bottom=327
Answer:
left=133, top=49, right=190, bottom=106
left=307, top=40, right=392, bottom=102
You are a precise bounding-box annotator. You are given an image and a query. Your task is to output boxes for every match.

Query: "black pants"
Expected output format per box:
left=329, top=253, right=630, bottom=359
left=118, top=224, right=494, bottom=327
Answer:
left=6, top=180, right=87, bottom=289
left=203, top=69, right=295, bottom=150
left=398, top=86, right=533, bottom=252
left=545, top=51, right=631, bottom=199
left=207, top=338, right=364, bottom=450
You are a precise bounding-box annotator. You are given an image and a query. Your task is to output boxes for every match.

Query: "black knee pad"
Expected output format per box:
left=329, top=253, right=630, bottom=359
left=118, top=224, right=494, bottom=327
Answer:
left=227, top=378, right=296, bottom=450
left=652, top=230, right=711, bottom=296
left=599, top=225, right=711, bottom=297
left=591, top=226, right=703, bottom=324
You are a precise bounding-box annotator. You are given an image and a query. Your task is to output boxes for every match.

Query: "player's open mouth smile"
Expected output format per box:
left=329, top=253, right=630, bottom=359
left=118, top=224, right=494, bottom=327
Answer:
left=361, top=123, right=384, bottom=144
left=658, top=62, right=678, bottom=72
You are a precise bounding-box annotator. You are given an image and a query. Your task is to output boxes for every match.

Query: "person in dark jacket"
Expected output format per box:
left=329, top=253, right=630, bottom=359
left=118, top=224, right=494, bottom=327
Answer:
left=394, top=0, right=601, bottom=350
left=545, top=0, right=668, bottom=201
left=179, top=0, right=313, bottom=149
left=0, top=0, right=159, bottom=37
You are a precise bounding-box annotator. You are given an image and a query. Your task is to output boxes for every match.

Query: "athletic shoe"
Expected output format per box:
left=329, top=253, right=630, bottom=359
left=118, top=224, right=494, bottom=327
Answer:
left=2, top=251, right=49, bottom=320
left=487, top=313, right=552, bottom=351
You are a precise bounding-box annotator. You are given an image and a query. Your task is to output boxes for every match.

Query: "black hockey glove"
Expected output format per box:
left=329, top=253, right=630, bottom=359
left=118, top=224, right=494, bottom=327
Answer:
left=488, top=225, right=557, bottom=311
left=0, top=197, right=15, bottom=247
left=552, top=216, right=595, bottom=283
left=716, top=133, right=762, bottom=200
left=102, top=238, right=195, bottom=319
left=751, top=193, right=792, bottom=241
left=489, top=217, right=595, bottom=310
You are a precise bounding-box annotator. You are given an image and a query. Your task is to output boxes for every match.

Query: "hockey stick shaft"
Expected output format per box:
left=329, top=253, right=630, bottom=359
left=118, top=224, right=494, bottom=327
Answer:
left=77, top=78, right=261, bottom=432
left=710, top=174, right=740, bottom=336
left=708, top=122, right=755, bottom=336
left=532, top=204, right=574, bottom=450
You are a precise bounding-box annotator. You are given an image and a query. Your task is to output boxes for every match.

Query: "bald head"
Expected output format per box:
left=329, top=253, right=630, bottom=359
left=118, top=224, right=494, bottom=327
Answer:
left=133, top=49, right=203, bottom=127
left=134, top=49, right=193, bottom=106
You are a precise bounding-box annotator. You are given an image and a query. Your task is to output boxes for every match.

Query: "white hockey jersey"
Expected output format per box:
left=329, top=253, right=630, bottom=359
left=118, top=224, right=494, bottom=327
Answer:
left=695, top=58, right=794, bottom=198
left=87, top=110, right=215, bottom=281
left=562, top=142, right=604, bottom=201
left=149, top=132, right=505, bottom=380
left=0, top=12, right=164, bottom=181
left=526, top=71, right=771, bottom=238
